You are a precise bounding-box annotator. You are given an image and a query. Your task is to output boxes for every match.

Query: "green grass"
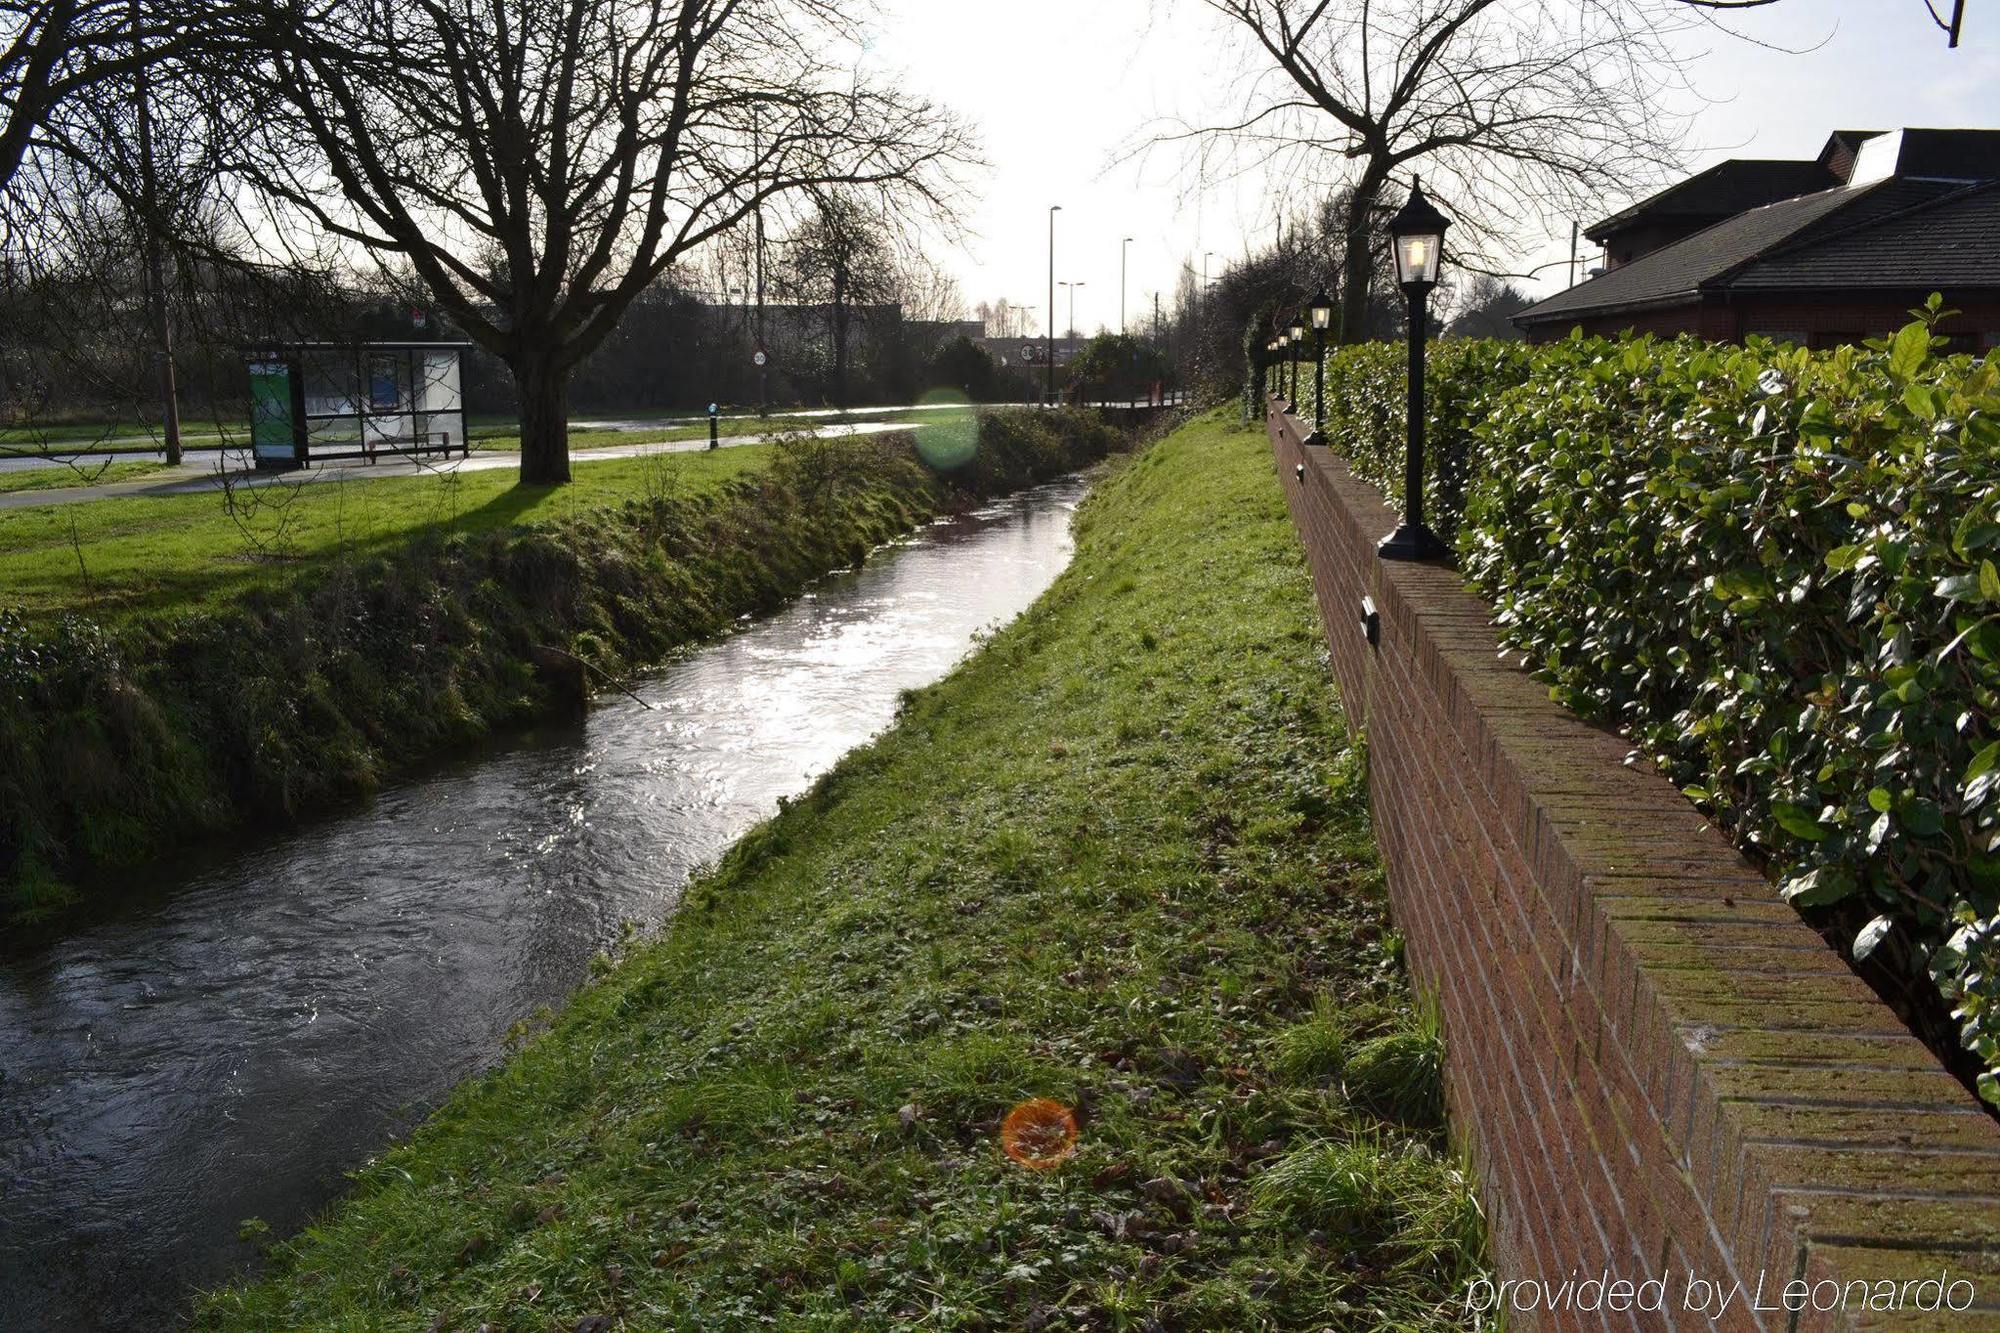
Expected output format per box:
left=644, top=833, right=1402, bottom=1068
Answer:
left=0, top=405, right=946, bottom=457
left=0, top=409, right=965, bottom=624
left=0, top=420, right=219, bottom=450
left=464, top=405, right=943, bottom=452
left=196, top=410, right=1483, bottom=1330
left=0, top=460, right=164, bottom=494
left=0, top=446, right=774, bottom=622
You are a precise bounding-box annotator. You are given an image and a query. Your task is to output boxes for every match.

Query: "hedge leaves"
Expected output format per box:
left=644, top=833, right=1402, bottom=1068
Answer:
left=1303, top=304, right=2000, bottom=1102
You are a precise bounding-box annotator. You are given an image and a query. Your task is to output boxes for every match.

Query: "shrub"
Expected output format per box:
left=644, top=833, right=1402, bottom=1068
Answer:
left=1307, top=303, right=2000, bottom=1101
left=1272, top=996, right=1347, bottom=1083
left=1344, top=1005, right=1446, bottom=1129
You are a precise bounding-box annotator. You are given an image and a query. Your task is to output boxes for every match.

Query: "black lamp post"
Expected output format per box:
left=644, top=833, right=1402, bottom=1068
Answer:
left=1305, top=287, right=1332, bottom=445
left=1287, top=314, right=1305, bottom=405
left=1378, top=176, right=1450, bottom=562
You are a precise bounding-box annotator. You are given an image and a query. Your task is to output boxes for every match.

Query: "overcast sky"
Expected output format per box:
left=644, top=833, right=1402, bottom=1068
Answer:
left=860, top=0, right=2000, bottom=333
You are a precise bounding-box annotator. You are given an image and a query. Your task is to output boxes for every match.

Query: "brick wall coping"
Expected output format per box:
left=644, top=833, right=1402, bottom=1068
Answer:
left=1267, top=395, right=2000, bottom=1330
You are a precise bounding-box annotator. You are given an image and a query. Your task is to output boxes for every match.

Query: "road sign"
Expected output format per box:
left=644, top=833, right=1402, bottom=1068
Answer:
left=753, top=349, right=767, bottom=367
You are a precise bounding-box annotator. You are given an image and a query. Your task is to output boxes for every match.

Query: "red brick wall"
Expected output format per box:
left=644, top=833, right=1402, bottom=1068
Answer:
left=1268, top=400, right=2000, bottom=1330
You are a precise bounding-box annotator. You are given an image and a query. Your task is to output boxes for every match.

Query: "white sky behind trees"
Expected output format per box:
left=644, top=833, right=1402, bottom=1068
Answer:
left=860, top=0, right=2000, bottom=333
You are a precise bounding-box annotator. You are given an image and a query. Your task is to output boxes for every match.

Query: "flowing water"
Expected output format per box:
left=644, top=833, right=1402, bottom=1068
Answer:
left=0, top=476, right=1090, bottom=1331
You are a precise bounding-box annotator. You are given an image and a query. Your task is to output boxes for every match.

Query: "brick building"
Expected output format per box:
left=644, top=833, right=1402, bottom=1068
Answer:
left=1515, top=128, right=2000, bottom=349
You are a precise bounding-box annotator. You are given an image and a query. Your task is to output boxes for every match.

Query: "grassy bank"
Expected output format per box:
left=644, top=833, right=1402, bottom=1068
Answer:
left=0, top=460, right=165, bottom=495
left=198, top=409, right=1482, bottom=1330
left=0, top=448, right=775, bottom=622
left=0, top=416, right=987, bottom=625
left=1, top=410, right=1121, bottom=920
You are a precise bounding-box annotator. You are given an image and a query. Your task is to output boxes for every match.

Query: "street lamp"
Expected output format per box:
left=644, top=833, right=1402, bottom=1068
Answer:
left=1120, top=236, right=1134, bottom=335
left=1378, top=176, right=1450, bottom=562
left=1287, top=313, right=1305, bottom=405
left=1305, top=287, right=1333, bottom=446
left=1047, top=205, right=1061, bottom=405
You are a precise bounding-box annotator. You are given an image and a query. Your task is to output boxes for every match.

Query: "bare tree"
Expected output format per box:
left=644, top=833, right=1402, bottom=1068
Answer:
left=1, top=0, right=143, bottom=192
left=1154, top=0, right=1695, bottom=343
left=891, top=251, right=965, bottom=326
left=1443, top=272, right=1532, bottom=339
left=776, top=191, right=898, bottom=409
left=211, top=0, right=971, bottom=484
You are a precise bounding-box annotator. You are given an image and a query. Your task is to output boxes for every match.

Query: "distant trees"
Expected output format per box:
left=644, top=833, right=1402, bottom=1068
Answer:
left=974, top=296, right=1036, bottom=338
left=926, top=335, right=999, bottom=401
left=212, top=0, right=971, bottom=482
left=1067, top=333, right=1168, bottom=404
left=776, top=193, right=899, bottom=409
left=1445, top=275, right=1532, bottom=341
left=1166, top=0, right=1694, bottom=344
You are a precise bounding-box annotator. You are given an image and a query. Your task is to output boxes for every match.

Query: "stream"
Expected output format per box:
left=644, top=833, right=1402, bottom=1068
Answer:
left=0, top=475, right=1090, bottom=1330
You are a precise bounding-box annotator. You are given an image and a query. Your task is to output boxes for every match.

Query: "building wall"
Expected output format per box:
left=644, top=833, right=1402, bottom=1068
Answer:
left=1267, top=399, right=2000, bottom=1330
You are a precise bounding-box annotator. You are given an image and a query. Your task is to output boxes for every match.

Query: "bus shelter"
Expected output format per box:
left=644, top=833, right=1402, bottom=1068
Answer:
left=245, top=342, right=471, bottom=471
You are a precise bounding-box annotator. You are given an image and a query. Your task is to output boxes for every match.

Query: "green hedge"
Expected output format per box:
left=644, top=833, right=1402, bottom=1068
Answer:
left=1300, top=307, right=2000, bottom=1101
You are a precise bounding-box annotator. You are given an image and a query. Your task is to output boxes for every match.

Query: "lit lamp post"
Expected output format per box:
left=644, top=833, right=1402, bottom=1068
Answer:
left=1378, top=177, right=1450, bottom=562
left=1305, top=287, right=1333, bottom=446
left=1287, top=313, right=1305, bottom=406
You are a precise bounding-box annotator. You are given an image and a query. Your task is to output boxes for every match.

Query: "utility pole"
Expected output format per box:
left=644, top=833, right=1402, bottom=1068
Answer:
left=131, top=0, right=180, bottom=466
left=1568, top=221, right=1579, bottom=289
left=1046, top=205, right=1060, bottom=404
left=1120, top=236, right=1133, bottom=335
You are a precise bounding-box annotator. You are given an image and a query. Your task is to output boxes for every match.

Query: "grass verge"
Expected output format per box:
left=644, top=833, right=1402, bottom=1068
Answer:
left=0, top=459, right=165, bottom=495
left=195, top=408, right=1483, bottom=1330
left=0, top=447, right=774, bottom=622
left=1, top=410, right=1120, bottom=921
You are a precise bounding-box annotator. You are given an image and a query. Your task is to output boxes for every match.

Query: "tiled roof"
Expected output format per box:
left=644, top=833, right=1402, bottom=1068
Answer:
left=1515, top=177, right=1978, bottom=325
left=1728, top=180, right=2000, bottom=290
left=1584, top=159, right=1838, bottom=241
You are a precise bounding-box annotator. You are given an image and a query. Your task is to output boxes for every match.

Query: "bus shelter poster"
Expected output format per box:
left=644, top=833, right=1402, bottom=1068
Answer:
left=249, top=361, right=301, bottom=466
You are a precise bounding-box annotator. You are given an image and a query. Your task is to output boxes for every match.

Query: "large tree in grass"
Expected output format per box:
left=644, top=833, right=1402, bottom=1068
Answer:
left=221, top=0, right=971, bottom=483
left=1159, top=0, right=1695, bottom=344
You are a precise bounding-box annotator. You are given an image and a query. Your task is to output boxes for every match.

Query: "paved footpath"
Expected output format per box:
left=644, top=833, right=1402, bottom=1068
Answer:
left=0, top=420, right=913, bottom=513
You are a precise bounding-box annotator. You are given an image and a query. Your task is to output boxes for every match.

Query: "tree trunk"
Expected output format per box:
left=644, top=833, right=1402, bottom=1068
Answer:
left=515, top=356, right=572, bottom=485
left=831, top=261, right=849, bottom=409
left=1338, top=176, right=1384, bottom=345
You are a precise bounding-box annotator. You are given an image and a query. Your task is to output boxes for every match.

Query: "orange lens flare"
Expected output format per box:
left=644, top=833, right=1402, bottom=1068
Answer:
left=1000, top=1098, right=1078, bottom=1169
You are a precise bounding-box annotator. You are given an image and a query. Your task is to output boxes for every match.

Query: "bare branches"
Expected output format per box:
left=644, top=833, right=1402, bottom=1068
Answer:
left=1667, top=0, right=1967, bottom=49
left=202, top=0, right=975, bottom=482
left=1152, top=0, right=1701, bottom=341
